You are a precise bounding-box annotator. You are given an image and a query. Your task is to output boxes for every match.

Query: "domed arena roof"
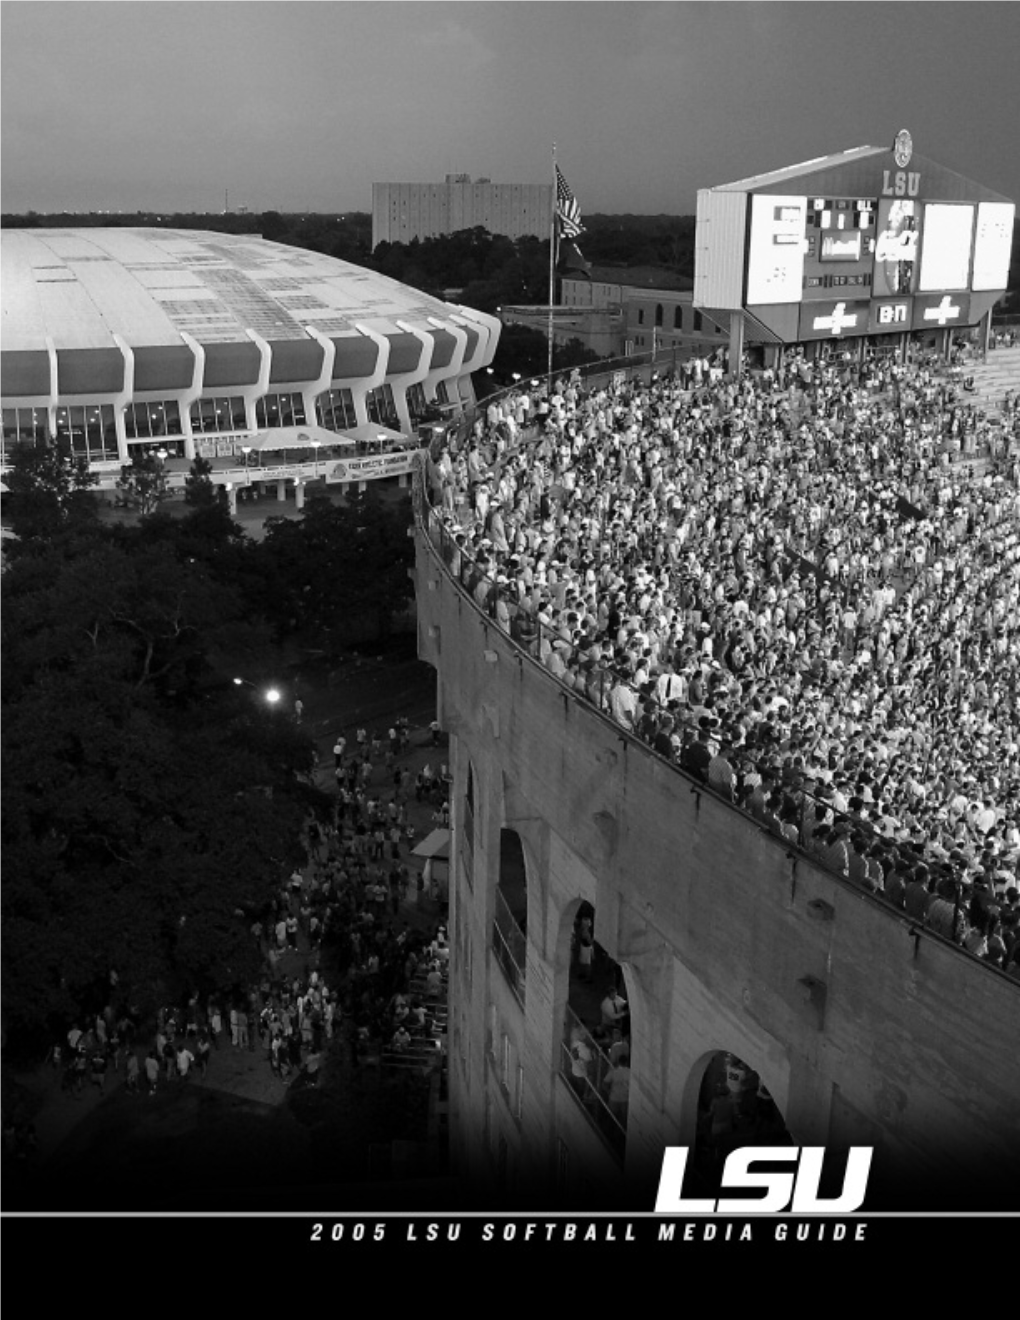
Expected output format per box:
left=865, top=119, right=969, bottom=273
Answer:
left=2, top=227, right=483, bottom=350
left=1, top=228, right=499, bottom=402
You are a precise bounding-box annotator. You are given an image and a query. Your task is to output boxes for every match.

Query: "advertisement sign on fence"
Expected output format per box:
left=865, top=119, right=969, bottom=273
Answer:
left=325, top=452, right=415, bottom=483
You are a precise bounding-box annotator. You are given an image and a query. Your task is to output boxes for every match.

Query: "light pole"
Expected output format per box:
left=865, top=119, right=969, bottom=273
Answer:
left=233, top=676, right=282, bottom=706
left=241, top=445, right=253, bottom=486
left=311, top=439, right=321, bottom=479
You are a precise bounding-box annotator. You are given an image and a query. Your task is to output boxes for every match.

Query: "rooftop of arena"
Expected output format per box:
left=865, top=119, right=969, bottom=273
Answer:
left=1, top=228, right=464, bottom=353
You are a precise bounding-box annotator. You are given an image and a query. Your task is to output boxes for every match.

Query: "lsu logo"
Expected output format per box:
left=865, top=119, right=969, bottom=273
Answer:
left=655, top=1146, right=873, bottom=1214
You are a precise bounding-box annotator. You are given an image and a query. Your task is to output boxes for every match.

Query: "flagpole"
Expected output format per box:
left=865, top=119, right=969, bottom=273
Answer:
left=547, top=143, right=557, bottom=384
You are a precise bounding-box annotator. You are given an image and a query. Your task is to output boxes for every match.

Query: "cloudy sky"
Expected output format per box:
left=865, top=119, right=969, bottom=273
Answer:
left=2, top=1, right=1018, bottom=216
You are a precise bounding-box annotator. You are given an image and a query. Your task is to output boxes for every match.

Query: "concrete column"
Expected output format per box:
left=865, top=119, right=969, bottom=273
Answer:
left=303, top=326, right=337, bottom=424
left=351, top=323, right=391, bottom=427
left=392, top=320, right=435, bottom=433
left=728, top=310, right=745, bottom=379
left=178, top=332, right=206, bottom=461
left=225, top=485, right=237, bottom=515
left=246, top=329, right=272, bottom=432
left=277, top=481, right=287, bottom=501
left=427, top=316, right=469, bottom=412
left=111, top=335, right=135, bottom=464
left=294, top=482, right=305, bottom=510
left=44, top=336, right=59, bottom=442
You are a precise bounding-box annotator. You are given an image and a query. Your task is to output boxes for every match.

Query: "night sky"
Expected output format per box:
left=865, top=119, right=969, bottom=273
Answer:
left=2, top=2, right=1018, bottom=216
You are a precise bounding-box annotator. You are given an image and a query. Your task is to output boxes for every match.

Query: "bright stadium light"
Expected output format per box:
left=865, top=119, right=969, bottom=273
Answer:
left=264, top=688, right=282, bottom=705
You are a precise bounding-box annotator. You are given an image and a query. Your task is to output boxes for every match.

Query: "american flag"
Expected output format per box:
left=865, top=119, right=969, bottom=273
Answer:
left=555, top=165, right=585, bottom=240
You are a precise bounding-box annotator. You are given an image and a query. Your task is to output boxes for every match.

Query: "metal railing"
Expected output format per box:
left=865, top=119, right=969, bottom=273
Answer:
left=560, top=1003, right=626, bottom=1159
left=492, top=885, right=526, bottom=1006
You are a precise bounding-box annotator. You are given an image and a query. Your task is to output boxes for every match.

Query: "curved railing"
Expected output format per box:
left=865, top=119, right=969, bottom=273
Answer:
left=414, top=364, right=1019, bottom=987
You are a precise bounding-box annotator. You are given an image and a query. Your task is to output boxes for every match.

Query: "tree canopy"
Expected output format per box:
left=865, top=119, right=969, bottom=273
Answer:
left=2, top=442, right=99, bottom=545
left=0, top=503, right=324, bottom=1049
left=252, top=489, right=416, bottom=648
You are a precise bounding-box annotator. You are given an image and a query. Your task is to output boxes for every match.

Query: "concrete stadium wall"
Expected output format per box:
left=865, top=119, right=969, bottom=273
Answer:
left=416, top=523, right=1020, bottom=1210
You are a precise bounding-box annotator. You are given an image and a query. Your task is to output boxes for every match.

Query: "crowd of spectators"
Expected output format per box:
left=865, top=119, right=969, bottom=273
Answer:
left=425, top=347, right=1020, bottom=976
left=43, top=730, right=452, bottom=1108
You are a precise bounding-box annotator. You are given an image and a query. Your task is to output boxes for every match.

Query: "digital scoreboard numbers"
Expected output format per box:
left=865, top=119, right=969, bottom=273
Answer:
left=800, top=198, right=875, bottom=301
left=746, top=194, right=807, bottom=305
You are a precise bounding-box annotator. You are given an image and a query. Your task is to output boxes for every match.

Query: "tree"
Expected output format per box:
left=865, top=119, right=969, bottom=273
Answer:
left=184, top=454, right=227, bottom=509
left=116, top=450, right=169, bottom=515
left=1, top=525, right=320, bottom=1048
left=255, top=490, right=415, bottom=648
left=3, top=442, right=98, bottom=545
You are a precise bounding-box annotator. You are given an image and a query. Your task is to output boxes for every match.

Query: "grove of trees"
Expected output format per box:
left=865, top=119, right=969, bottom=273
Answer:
left=1, top=452, right=415, bottom=1053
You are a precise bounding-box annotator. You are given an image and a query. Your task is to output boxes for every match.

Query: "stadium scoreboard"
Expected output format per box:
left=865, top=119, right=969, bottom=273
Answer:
left=694, top=130, right=1015, bottom=345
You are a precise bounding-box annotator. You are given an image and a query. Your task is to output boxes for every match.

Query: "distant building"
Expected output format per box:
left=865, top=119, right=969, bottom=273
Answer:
left=372, top=176, right=553, bottom=249
left=500, top=266, right=729, bottom=361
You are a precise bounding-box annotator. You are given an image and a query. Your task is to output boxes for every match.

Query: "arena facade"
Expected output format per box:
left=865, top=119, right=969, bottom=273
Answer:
left=0, top=228, right=499, bottom=502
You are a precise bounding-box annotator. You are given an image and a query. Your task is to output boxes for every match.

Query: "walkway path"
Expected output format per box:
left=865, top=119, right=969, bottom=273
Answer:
left=5, top=666, right=451, bottom=1206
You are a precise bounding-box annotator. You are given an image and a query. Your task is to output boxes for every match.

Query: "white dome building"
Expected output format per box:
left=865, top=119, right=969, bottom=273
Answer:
left=1, top=228, right=499, bottom=500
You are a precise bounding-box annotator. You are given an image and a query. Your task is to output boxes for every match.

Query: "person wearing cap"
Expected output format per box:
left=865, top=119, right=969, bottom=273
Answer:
left=545, top=638, right=572, bottom=683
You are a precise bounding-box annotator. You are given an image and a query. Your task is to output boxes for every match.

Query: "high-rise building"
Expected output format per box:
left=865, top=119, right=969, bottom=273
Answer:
left=372, top=176, right=553, bottom=249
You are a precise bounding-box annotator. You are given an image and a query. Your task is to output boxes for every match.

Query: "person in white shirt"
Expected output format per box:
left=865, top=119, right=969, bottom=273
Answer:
left=609, top=676, right=638, bottom=730
left=656, top=669, right=687, bottom=707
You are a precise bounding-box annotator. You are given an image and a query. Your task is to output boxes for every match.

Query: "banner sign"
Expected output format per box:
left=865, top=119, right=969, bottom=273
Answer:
left=912, top=291, right=971, bottom=331
left=325, top=453, right=415, bottom=483
left=868, top=298, right=913, bottom=333
left=219, top=464, right=315, bottom=483
left=797, top=298, right=871, bottom=340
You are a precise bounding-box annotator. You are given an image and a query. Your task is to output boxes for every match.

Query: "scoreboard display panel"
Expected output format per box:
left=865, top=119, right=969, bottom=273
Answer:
left=720, top=132, right=1015, bottom=345
left=800, top=197, right=875, bottom=302
left=872, top=198, right=922, bottom=297
left=746, top=193, right=807, bottom=305
left=918, top=203, right=975, bottom=291
left=972, top=202, right=1015, bottom=291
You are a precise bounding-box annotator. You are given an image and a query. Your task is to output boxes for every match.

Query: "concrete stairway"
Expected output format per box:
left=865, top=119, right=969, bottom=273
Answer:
left=959, top=345, right=1020, bottom=421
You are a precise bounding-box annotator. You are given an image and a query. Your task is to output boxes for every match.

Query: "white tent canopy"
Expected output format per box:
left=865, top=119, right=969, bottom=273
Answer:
left=247, top=424, right=355, bottom=451
left=411, top=828, right=450, bottom=860
left=343, top=422, right=409, bottom=446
